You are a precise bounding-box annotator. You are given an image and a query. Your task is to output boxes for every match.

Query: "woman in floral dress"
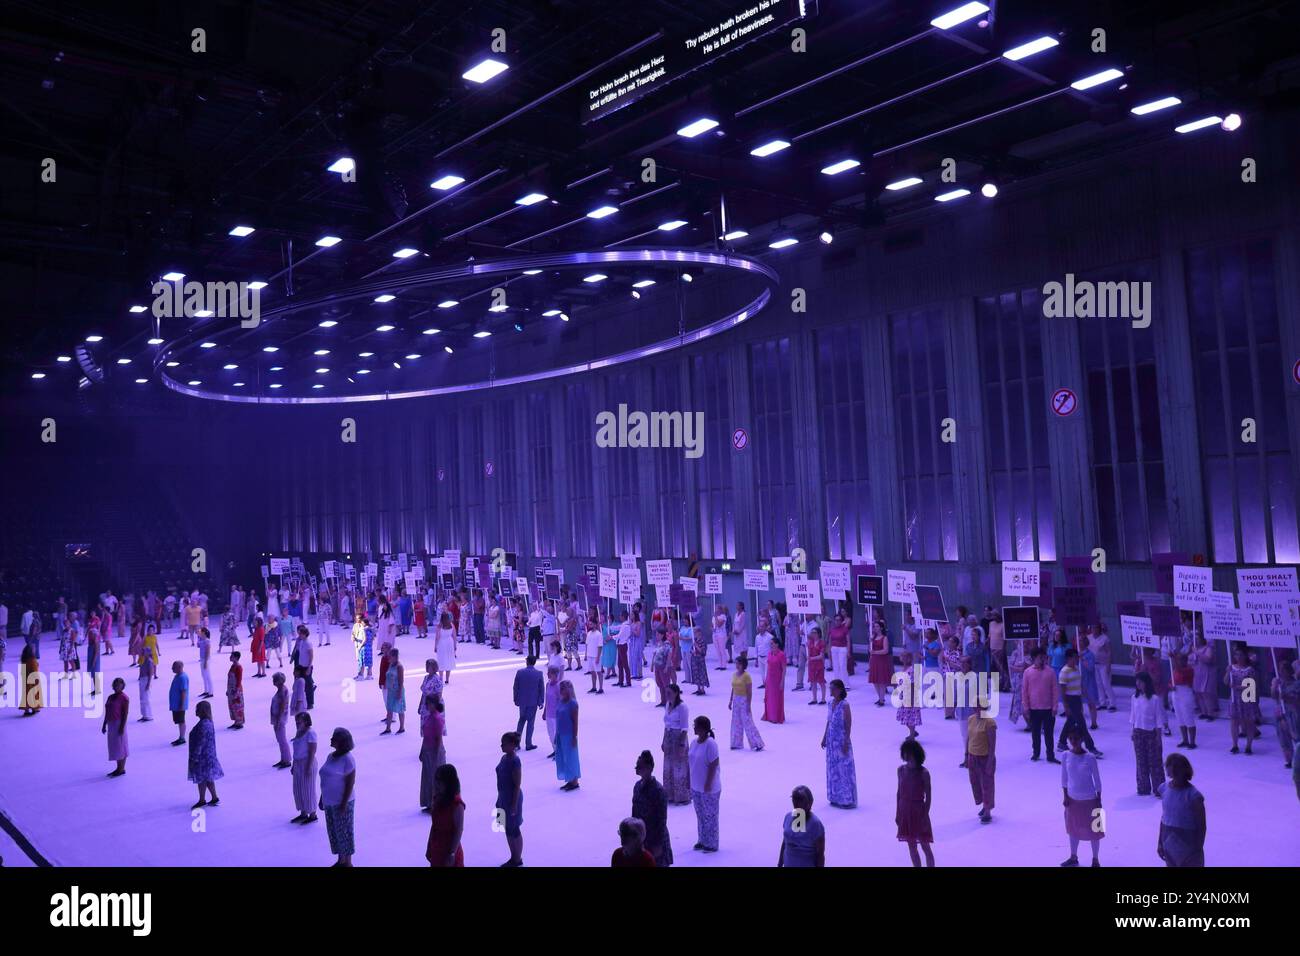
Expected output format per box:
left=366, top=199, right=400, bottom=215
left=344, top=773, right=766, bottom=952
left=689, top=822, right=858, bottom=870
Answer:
left=225, top=652, right=245, bottom=729
left=687, top=618, right=710, bottom=694
left=822, top=679, right=857, bottom=808
left=896, top=651, right=922, bottom=737
left=187, top=700, right=224, bottom=808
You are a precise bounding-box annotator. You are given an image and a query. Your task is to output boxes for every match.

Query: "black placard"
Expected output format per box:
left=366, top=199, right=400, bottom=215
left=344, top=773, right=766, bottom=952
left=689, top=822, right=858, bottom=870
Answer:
left=915, top=585, right=947, bottom=623
left=855, top=574, right=884, bottom=606
left=1053, top=585, right=1099, bottom=627
left=1003, top=605, right=1039, bottom=641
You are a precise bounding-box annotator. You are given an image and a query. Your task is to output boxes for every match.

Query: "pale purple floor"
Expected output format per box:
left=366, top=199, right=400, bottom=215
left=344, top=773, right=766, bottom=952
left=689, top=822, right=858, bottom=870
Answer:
left=2, top=622, right=1296, bottom=867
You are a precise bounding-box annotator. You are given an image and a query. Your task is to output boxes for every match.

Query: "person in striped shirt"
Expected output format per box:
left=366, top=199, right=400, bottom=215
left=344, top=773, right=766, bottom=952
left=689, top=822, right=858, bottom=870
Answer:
left=1057, top=648, right=1102, bottom=757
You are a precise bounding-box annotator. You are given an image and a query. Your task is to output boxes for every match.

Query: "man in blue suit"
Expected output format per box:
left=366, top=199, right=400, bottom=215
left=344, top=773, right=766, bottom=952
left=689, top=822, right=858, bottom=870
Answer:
left=513, top=655, right=546, bottom=750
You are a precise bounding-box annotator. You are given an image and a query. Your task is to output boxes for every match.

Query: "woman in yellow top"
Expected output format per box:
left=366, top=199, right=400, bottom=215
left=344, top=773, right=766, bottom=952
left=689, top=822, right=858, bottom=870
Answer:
left=965, top=701, right=997, bottom=823
left=140, top=625, right=160, bottom=669
left=727, top=657, right=764, bottom=751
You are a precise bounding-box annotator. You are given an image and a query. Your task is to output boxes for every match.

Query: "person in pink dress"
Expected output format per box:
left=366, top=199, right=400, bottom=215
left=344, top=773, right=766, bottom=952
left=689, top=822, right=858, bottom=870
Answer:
left=102, top=677, right=130, bottom=777
left=896, top=737, right=934, bottom=866
left=763, top=638, right=787, bottom=723
left=868, top=618, right=894, bottom=706
left=806, top=627, right=827, bottom=705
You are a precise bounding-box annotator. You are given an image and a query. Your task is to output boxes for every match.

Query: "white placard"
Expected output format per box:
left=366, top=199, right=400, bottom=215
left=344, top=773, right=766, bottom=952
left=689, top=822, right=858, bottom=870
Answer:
left=270, top=557, right=290, bottom=575
left=619, top=554, right=639, bottom=572
left=515, top=577, right=530, bottom=597
left=1001, top=561, right=1041, bottom=597
left=819, top=561, right=850, bottom=600
left=1201, top=606, right=1245, bottom=643
left=618, top=569, right=640, bottom=604
left=887, top=569, right=917, bottom=604
left=1207, top=591, right=1236, bottom=610
left=772, top=557, right=792, bottom=588
left=1173, top=565, right=1214, bottom=611
left=1236, top=567, right=1298, bottom=595
left=785, top=579, right=823, bottom=614
left=398, top=553, right=409, bottom=571
left=678, top=576, right=698, bottom=592
left=646, top=559, right=673, bottom=586
left=743, top=568, right=769, bottom=591
left=1120, top=614, right=1158, bottom=648
left=1239, top=594, right=1297, bottom=647
left=598, top=567, right=618, bottom=600
left=654, top=583, right=671, bottom=605
left=704, top=573, right=722, bottom=595
left=403, top=572, right=419, bottom=592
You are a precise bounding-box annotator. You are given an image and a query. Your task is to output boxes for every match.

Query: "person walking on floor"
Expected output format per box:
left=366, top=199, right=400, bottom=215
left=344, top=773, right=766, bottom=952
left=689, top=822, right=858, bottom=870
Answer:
left=513, top=655, right=545, bottom=750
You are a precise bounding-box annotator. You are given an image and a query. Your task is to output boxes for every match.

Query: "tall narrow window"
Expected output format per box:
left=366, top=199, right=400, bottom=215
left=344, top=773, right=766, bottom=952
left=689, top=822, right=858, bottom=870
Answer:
left=654, top=365, right=688, bottom=558
left=565, top=381, right=597, bottom=557
left=527, top=392, right=556, bottom=557
left=815, top=325, right=873, bottom=560
left=494, top=404, right=520, bottom=553
left=1188, top=240, right=1298, bottom=563
left=890, top=308, right=959, bottom=560
left=606, top=371, right=642, bottom=556
left=750, top=337, right=800, bottom=558
left=436, top=419, right=462, bottom=551
left=692, top=352, right=736, bottom=559
left=464, top=407, right=486, bottom=555
left=977, top=289, right=1056, bottom=560
left=1077, top=266, right=1169, bottom=561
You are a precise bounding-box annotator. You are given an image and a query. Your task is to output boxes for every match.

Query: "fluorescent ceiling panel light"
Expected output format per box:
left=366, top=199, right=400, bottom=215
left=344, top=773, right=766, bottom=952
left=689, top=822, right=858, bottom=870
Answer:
left=312, top=384, right=324, bottom=389
left=327, top=157, right=355, bottom=174
left=1175, top=115, right=1223, bottom=133
left=247, top=281, right=268, bottom=290
left=885, top=176, right=923, bottom=191
left=374, top=294, right=396, bottom=303
left=128, top=305, right=147, bottom=313
left=1071, top=68, right=1123, bottom=90
left=522, top=269, right=542, bottom=275
left=405, top=354, right=420, bottom=360
left=31, top=372, right=45, bottom=379
left=586, top=205, right=618, bottom=219
left=722, top=229, right=748, bottom=240
left=147, top=339, right=163, bottom=345
left=359, top=351, right=374, bottom=357
left=462, top=59, right=507, bottom=84
left=515, top=192, right=547, bottom=206
left=262, top=346, right=279, bottom=353
left=318, top=320, right=338, bottom=328
left=57, top=355, right=72, bottom=362
left=85, top=335, right=104, bottom=343
left=392, top=248, right=418, bottom=259
left=438, top=300, right=458, bottom=309
left=930, top=2, right=988, bottom=29
left=821, top=158, right=860, bottom=175
left=165, top=361, right=179, bottom=367
left=658, top=220, right=687, bottom=231
left=676, top=118, right=719, bottom=138
left=542, top=309, right=562, bottom=317
left=1001, top=36, right=1058, bottom=61
left=116, top=358, right=131, bottom=365
left=313, top=349, right=330, bottom=356
left=135, top=379, right=147, bottom=384
left=223, top=364, right=238, bottom=370
left=430, top=175, right=464, bottom=190
left=583, top=273, right=607, bottom=283
left=194, top=310, right=214, bottom=318
left=750, top=139, right=790, bottom=157
left=768, top=237, right=798, bottom=249
left=315, top=235, right=342, bottom=247
left=935, top=188, right=972, bottom=201
left=200, top=342, right=217, bottom=349
left=162, top=272, right=185, bottom=282
left=188, top=380, right=201, bottom=386
left=375, top=325, right=395, bottom=332
left=632, top=280, right=655, bottom=288
left=1130, top=96, right=1181, bottom=115
left=228, top=225, right=255, bottom=237
left=473, top=330, right=492, bottom=338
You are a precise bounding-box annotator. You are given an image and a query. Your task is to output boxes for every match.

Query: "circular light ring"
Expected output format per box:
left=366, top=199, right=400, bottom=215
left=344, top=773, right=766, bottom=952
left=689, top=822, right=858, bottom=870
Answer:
left=155, top=249, right=777, bottom=405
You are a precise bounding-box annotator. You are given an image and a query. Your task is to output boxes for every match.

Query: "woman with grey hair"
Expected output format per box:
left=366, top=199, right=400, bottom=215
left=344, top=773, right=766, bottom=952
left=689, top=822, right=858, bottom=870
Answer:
left=611, top=817, right=655, bottom=867
left=319, top=727, right=357, bottom=866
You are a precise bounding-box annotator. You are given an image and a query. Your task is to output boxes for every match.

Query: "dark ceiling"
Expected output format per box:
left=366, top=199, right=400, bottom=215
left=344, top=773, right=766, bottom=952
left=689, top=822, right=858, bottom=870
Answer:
left=2, top=0, right=1298, bottom=399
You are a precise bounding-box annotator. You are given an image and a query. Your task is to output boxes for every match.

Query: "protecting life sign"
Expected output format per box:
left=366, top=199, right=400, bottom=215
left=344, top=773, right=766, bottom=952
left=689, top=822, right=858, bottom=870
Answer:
left=1001, top=561, right=1041, bottom=598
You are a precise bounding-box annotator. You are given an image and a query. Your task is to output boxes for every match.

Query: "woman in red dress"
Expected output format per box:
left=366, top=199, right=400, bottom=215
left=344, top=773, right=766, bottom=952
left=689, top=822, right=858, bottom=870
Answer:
left=413, top=596, right=427, bottom=640
left=763, top=638, right=787, bottom=723
left=868, top=618, right=894, bottom=706
left=250, top=618, right=267, bottom=678
left=426, top=763, right=465, bottom=867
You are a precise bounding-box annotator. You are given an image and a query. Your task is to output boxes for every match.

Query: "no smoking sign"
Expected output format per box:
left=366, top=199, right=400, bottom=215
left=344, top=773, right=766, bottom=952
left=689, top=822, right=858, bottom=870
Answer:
left=732, top=427, right=748, bottom=451
left=1051, top=387, right=1078, bottom=417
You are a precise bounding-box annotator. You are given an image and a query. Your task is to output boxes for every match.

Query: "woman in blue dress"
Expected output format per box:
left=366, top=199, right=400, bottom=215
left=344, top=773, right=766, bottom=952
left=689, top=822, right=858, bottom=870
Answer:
left=382, top=647, right=406, bottom=734
left=821, top=679, right=858, bottom=808
left=187, top=699, right=224, bottom=808
left=554, top=680, right=581, bottom=791
left=600, top=612, right=617, bottom=679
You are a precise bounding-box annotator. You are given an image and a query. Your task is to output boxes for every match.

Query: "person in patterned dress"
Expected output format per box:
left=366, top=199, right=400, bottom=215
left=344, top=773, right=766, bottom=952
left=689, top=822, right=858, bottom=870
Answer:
left=822, top=679, right=857, bottom=808
left=226, top=652, right=245, bottom=729
left=187, top=700, right=224, bottom=808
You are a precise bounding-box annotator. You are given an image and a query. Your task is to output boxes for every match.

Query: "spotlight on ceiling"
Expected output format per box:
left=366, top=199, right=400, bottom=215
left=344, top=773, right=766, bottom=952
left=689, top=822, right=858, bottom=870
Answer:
left=444, top=345, right=454, bottom=354
left=981, top=182, right=999, bottom=198
left=462, top=58, right=508, bottom=84
left=818, top=231, right=834, bottom=245
left=327, top=157, right=355, bottom=175
left=1221, top=113, right=1243, bottom=131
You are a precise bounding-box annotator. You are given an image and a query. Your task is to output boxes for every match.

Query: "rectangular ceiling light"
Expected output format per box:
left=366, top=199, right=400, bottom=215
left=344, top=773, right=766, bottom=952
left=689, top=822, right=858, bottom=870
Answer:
left=930, top=2, right=988, bottom=29
left=1001, top=36, right=1058, bottom=61
left=885, top=176, right=923, bottom=191
left=583, top=273, right=607, bottom=283
left=430, top=174, right=465, bottom=190
left=676, top=118, right=719, bottom=138
left=542, top=309, right=562, bottom=317
left=750, top=139, right=790, bottom=157
left=489, top=304, right=508, bottom=312
left=437, top=300, right=459, bottom=309
left=422, top=327, right=442, bottom=335
left=228, top=225, right=256, bottom=237
left=374, top=294, right=396, bottom=303
left=522, top=269, right=542, bottom=275
left=462, top=58, right=508, bottom=83
left=315, top=235, right=342, bottom=247
left=327, top=157, right=355, bottom=174
left=1131, top=96, right=1181, bottom=115
left=473, top=330, right=493, bottom=338
left=1175, top=115, right=1222, bottom=133
left=247, top=281, right=268, bottom=290
left=658, top=220, right=687, bottom=231
left=515, top=192, right=548, bottom=206
left=375, top=325, right=395, bottom=332
left=935, top=188, right=972, bottom=202
left=821, top=158, right=860, bottom=176
left=129, top=305, right=147, bottom=313
left=768, top=237, right=798, bottom=249
left=632, top=280, right=656, bottom=288
left=722, top=229, right=748, bottom=240
left=162, top=271, right=185, bottom=282
left=318, top=320, right=338, bottom=328
left=586, top=205, right=618, bottom=219
left=1071, top=68, right=1124, bottom=90
left=146, top=338, right=163, bottom=345
left=392, top=248, right=418, bottom=259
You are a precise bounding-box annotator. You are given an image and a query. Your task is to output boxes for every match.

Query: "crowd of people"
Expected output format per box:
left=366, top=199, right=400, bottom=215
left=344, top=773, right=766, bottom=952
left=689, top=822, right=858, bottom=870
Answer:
left=3, top=580, right=1298, bottom=868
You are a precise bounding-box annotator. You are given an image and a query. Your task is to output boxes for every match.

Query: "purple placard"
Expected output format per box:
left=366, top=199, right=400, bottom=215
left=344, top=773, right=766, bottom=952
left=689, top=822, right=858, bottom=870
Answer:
left=1061, top=556, right=1094, bottom=587
left=1148, top=604, right=1182, bottom=638
left=850, top=562, right=876, bottom=583
left=1053, top=585, right=1098, bottom=627
left=1116, top=600, right=1146, bottom=618
left=1152, top=552, right=1192, bottom=595
left=915, top=585, right=947, bottom=623
left=1025, top=570, right=1054, bottom=609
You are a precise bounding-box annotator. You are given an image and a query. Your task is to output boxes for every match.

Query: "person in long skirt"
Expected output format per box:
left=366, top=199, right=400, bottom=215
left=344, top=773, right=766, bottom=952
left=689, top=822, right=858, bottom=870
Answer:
left=763, top=637, right=787, bottom=722
left=1156, top=752, right=1206, bottom=867
left=319, top=728, right=357, bottom=866
left=662, top=683, right=691, bottom=804
left=137, top=652, right=154, bottom=722
left=225, top=652, right=245, bottom=729
left=729, top=657, right=765, bottom=750
left=1191, top=635, right=1217, bottom=719
left=628, top=612, right=645, bottom=681
left=290, top=712, right=319, bottom=824
left=965, top=699, right=996, bottom=823
left=271, top=672, right=292, bottom=768
left=102, top=677, right=129, bottom=777
left=187, top=700, right=223, bottom=808
left=496, top=733, right=524, bottom=867
left=434, top=613, right=456, bottom=684
left=250, top=617, right=267, bottom=678
left=85, top=627, right=101, bottom=697
left=895, top=651, right=923, bottom=737
left=633, top=750, right=673, bottom=867
left=554, top=681, right=581, bottom=790
left=382, top=647, right=406, bottom=734
left=419, top=696, right=447, bottom=810
left=426, top=764, right=466, bottom=867
left=1130, top=671, right=1167, bottom=795
left=1225, top=647, right=1261, bottom=754
left=868, top=619, right=893, bottom=705
left=1060, top=726, right=1104, bottom=866
left=1008, top=641, right=1028, bottom=728
left=896, top=737, right=934, bottom=866
left=806, top=627, right=827, bottom=705
left=688, top=622, right=710, bottom=695
left=821, top=679, right=857, bottom=808
left=688, top=715, right=721, bottom=853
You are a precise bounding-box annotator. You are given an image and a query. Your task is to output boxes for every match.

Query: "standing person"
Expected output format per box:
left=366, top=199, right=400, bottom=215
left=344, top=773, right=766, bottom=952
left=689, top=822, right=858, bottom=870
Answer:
left=196, top=627, right=214, bottom=700
left=250, top=617, right=267, bottom=678
left=686, top=616, right=710, bottom=695
left=319, top=728, right=357, bottom=866
left=988, top=612, right=1007, bottom=691
left=1056, top=649, right=1102, bottom=756
left=633, top=750, right=672, bottom=867
left=688, top=715, right=721, bottom=853
left=585, top=613, right=605, bottom=694
left=1079, top=638, right=1101, bottom=729
left=1192, top=635, right=1218, bottom=719
left=542, top=665, right=561, bottom=759
left=1156, top=753, right=1206, bottom=867
left=730, top=602, right=747, bottom=665
left=1060, top=726, right=1104, bottom=866
left=554, top=680, right=581, bottom=791
left=137, top=648, right=154, bottom=723
left=783, top=614, right=804, bottom=690
left=292, top=626, right=315, bottom=710
left=966, top=699, right=997, bottom=824
left=496, top=733, right=524, bottom=867
left=382, top=648, right=406, bottom=735
left=662, top=683, right=691, bottom=805
left=778, top=785, right=825, bottom=867
left=1171, top=652, right=1199, bottom=749
left=1023, top=649, right=1060, bottom=763
left=611, top=818, right=656, bottom=867
left=827, top=610, right=851, bottom=682
left=513, top=655, right=545, bottom=751
left=1130, top=671, right=1168, bottom=796
left=896, top=738, right=934, bottom=866
left=290, top=713, right=319, bottom=825
left=418, top=698, right=447, bottom=811
left=101, top=677, right=130, bottom=777
left=806, top=626, right=827, bottom=705
left=1225, top=647, right=1261, bottom=755
left=762, top=637, right=786, bottom=722
left=821, top=679, right=857, bottom=808
left=187, top=700, right=223, bottom=809
left=614, top=611, right=633, bottom=688
left=18, top=644, right=41, bottom=715
left=271, top=672, right=292, bottom=768
left=426, top=764, right=466, bottom=867
left=1090, top=624, right=1115, bottom=711
left=264, top=615, right=284, bottom=669
left=434, top=612, right=456, bottom=684
left=728, top=657, right=765, bottom=751
left=712, top=605, right=730, bottom=670
left=868, top=619, right=893, bottom=706
left=85, top=627, right=101, bottom=698
left=895, top=651, right=923, bottom=738
left=168, top=661, right=190, bottom=746
left=414, top=593, right=428, bottom=640
left=652, top=633, right=673, bottom=706
left=351, top=614, right=372, bottom=680
left=225, top=652, right=245, bottom=730
left=291, top=666, right=309, bottom=721
left=628, top=610, right=645, bottom=682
